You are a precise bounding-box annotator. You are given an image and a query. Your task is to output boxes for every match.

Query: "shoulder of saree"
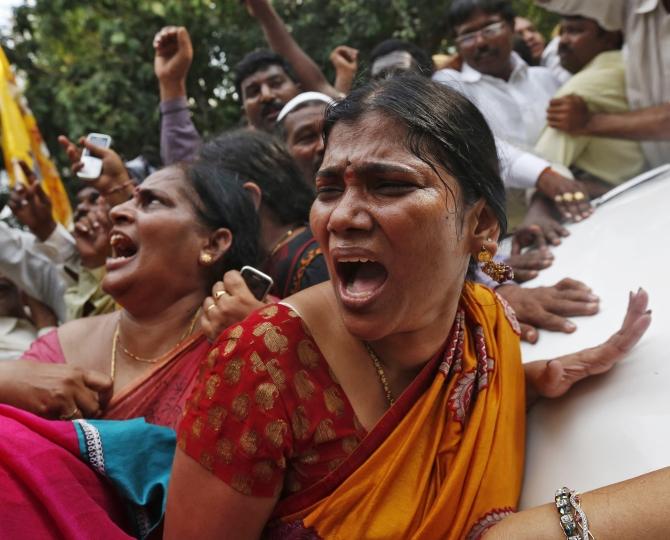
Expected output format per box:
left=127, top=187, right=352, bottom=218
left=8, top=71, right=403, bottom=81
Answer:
left=270, top=281, right=526, bottom=540
left=104, top=332, right=210, bottom=426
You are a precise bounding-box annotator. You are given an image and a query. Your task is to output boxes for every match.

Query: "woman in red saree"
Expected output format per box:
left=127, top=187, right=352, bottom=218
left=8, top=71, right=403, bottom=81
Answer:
left=0, top=158, right=260, bottom=538
left=165, top=76, right=662, bottom=539
left=0, top=158, right=259, bottom=429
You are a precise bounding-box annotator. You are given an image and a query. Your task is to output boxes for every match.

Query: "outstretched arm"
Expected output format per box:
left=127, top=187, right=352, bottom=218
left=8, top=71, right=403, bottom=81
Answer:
left=485, top=466, right=670, bottom=539
left=547, top=95, right=670, bottom=141
left=330, top=45, right=359, bottom=95
left=245, top=0, right=341, bottom=98
left=153, top=26, right=202, bottom=164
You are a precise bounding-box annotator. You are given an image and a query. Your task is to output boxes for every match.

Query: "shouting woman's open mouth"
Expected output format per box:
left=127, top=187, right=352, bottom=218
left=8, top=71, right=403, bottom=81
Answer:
left=334, top=255, right=388, bottom=309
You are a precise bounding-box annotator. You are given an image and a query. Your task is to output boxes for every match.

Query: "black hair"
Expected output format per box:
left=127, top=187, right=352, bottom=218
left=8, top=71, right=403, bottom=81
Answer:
left=513, top=34, right=536, bottom=65
left=199, top=129, right=314, bottom=227
left=369, top=39, right=434, bottom=78
left=447, top=0, right=516, bottom=36
left=233, top=49, right=299, bottom=100
left=562, top=16, right=624, bottom=50
left=181, top=159, right=260, bottom=286
left=323, top=75, right=507, bottom=272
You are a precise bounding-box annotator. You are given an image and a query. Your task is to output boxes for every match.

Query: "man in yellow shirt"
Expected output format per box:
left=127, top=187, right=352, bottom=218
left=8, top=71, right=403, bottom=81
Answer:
left=534, top=16, right=645, bottom=194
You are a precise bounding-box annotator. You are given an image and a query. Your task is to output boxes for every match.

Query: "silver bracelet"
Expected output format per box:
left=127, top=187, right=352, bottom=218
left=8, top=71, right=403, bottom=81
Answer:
left=555, top=487, right=595, bottom=540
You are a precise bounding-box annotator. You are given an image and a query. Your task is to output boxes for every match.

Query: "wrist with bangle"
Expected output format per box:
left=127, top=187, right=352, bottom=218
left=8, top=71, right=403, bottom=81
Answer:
left=554, top=487, right=594, bottom=540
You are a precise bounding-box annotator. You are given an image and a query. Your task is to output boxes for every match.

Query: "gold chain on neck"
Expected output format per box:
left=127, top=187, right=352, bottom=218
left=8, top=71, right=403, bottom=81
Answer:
left=110, top=308, right=200, bottom=379
left=364, top=342, right=395, bottom=407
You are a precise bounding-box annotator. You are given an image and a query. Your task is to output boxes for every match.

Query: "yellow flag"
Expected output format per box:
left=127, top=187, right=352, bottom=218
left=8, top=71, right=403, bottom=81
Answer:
left=0, top=46, right=72, bottom=226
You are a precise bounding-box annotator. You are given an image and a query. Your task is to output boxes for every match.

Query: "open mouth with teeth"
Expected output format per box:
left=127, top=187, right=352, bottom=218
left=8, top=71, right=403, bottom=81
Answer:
left=335, top=258, right=388, bottom=298
left=109, top=232, right=138, bottom=260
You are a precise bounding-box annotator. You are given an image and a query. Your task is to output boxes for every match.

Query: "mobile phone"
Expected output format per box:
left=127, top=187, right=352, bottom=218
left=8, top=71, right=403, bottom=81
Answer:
left=77, top=133, right=112, bottom=181
left=240, top=266, right=274, bottom=301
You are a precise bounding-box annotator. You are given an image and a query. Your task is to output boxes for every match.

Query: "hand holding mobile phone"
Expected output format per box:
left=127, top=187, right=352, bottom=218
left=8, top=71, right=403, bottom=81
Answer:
left=240, top=266, right=274, bottom=301
left=77, top=133, right=113, bottom=181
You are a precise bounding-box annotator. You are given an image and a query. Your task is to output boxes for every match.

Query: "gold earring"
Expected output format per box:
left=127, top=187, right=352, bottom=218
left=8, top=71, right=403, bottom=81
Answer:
left=199, top=253, right=213, bottom=265
left=477, top=245, right=514, bottom=283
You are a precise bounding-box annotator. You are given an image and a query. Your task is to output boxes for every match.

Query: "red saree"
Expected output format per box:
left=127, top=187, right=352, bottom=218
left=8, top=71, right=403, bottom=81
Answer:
left=181, top=282, right=526, bottom=539
left=23, top=329, right=211, bottom=428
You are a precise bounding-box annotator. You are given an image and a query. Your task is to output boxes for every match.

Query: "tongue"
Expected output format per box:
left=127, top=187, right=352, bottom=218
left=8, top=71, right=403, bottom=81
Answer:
left=346, top=263, right=387, bottom=294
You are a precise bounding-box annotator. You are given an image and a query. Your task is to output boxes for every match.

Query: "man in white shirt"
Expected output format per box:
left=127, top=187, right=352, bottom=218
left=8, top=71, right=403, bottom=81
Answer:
left=0, top=275, right=57, bottom=361
left=433, top=0, right=591, bottom=224
left=538, top=0, right=670, bottom=168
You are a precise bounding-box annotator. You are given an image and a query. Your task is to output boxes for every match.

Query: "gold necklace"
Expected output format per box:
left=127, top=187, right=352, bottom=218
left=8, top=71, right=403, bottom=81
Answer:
left=111, top=309, right=200, bottom=378
left=364, top=342, right=395, bottom=407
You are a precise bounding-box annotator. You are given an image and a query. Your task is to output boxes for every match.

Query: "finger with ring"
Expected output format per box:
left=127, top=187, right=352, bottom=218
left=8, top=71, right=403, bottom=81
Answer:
left=60, top=407, right=81, bottom=420
left=562, top=192, right=574, bottom=202
left=214, top=290, right=229, bottom=300
left=573, top=191, right=585, bottom=201
left=554, top=194, right=564, bottom=203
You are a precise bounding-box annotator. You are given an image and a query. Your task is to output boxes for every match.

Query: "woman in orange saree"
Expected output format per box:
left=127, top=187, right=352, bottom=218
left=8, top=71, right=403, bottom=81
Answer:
left=165, top=76, right=655, bottom=539
left=264, top=282, right=526, bottom=539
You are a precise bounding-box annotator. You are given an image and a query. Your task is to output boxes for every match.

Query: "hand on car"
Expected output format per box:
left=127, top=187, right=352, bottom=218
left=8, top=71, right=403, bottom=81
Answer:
left=58, top=135, right=133, bottom=207
left=201, top=270, right=267, bottom=341
left=8, top=161, right=57, bottom=242
left=497, top=278, right=599, bottom=343
left=546, top=94, right=591, bottom=134
left=506, top=250, right=554, bottom=283
left=536, top=168, right=592, bottom=222
left=0, top=360, right=113, bottom=419
left=522, top=196, right=571, bottom=246
left=524, top=288, right=650, bottom=401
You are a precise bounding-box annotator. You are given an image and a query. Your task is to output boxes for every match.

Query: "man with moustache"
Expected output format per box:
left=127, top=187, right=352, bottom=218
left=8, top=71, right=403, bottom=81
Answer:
left=433, top=0, right=592, bottom=227
left=154, top=26, right=303, bottom=165
left=537, top=0, right=670, bottom=170
left=534, top=16, right=645, bottom=192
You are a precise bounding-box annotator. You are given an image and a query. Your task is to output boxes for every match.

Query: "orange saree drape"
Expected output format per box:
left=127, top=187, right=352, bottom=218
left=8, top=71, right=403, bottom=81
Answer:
left=269, top=282, right=526, bottom=540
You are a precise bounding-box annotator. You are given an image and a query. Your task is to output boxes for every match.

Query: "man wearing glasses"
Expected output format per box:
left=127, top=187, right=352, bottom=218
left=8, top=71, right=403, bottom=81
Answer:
left=433, top=0, right=590, bottom=228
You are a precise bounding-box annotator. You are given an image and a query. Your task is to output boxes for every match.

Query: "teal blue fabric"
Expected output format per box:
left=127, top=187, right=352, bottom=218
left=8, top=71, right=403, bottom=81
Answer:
left=74, top=417, right=176, bottom=539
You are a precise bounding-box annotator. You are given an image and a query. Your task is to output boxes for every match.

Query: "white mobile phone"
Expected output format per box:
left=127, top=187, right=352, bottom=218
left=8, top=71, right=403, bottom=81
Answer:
left=240, top=266, right=274, bottom=301
left=77, top=133, right=112, bottom=181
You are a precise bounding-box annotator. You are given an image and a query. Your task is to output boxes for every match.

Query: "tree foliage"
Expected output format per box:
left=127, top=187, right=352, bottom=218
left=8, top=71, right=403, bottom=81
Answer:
left=1, top=0, right=558, bottom=174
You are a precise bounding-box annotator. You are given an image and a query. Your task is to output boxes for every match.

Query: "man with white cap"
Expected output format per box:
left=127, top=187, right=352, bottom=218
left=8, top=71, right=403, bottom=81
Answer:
left=275, top=92, right=334, bottom=185
left=538, top=0, right=670, bottom=168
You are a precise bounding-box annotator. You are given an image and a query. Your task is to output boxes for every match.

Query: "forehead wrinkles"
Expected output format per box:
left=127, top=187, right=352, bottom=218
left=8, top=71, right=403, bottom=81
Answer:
left=323, top=114, right=415, bottom=168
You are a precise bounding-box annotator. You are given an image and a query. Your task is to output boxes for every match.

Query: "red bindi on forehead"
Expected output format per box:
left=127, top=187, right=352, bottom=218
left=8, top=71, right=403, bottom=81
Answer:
left=343, top=162, right=355, bottom=182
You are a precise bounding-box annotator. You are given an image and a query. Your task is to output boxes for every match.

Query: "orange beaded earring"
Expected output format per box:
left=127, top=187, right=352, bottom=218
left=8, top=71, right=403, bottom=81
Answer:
left=477, top=245, right=514, bottom=283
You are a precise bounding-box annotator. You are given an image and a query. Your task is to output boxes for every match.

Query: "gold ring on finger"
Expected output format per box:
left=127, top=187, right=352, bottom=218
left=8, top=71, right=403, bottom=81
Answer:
left=214, top=290, right=229, bottom=300
left=554, top=194, right=564, bottom=203
left=562, top=192, right=574, bottom=202
left=573, top=191, right=585, bottom=201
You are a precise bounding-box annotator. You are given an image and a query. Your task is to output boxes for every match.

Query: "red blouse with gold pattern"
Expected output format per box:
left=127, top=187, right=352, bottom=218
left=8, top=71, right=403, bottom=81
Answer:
left=178, top=303, right=367, bottom=498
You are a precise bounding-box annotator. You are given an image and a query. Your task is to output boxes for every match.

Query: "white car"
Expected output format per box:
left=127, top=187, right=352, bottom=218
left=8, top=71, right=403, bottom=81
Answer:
left=519, top=165, right=670, bottom=508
